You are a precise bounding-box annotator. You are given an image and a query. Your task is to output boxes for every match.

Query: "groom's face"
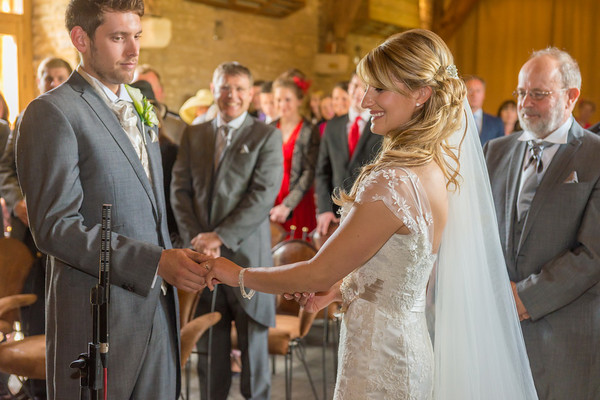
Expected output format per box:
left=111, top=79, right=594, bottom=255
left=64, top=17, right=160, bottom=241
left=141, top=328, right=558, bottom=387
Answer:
left=81, top=11, right=142, bottom=92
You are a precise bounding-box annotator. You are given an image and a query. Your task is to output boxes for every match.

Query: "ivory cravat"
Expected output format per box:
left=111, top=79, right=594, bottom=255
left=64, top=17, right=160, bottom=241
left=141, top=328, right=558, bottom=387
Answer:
left=516, top=140, right=553, bottom=220
left=348, top=116, right=362, bottom=158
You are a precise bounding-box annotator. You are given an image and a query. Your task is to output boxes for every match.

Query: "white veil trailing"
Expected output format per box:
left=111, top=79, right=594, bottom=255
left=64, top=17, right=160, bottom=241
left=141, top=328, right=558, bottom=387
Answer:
left=432, top=98, right=538, bottom=399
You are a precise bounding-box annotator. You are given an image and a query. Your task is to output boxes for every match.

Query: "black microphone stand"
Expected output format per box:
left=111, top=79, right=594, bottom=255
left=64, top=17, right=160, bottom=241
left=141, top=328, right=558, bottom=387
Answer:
left=71, top=204, right=112, bottom=400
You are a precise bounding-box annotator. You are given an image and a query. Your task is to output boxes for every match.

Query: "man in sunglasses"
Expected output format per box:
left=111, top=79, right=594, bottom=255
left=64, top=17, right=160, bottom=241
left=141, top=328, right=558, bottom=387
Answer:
left=484, top=48, right=600, bottom=400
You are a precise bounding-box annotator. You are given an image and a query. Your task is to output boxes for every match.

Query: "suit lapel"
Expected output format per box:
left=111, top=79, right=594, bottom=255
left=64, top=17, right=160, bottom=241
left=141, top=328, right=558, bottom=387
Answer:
left=72, top=73, right=159, bottom=219
left=336, top=115, right=350, bottom=163
left=518, top=125, right=582, bottom=251
left=505, top=139, right=527, bottom=256
left=350, top=120, right=372, bottom=163
left=210, top=116, right=254, bottom=223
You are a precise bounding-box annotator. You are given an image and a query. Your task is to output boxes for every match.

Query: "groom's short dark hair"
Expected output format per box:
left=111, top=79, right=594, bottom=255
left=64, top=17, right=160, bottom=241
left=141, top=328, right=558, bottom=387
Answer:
left=65, top=0, right=145, bottom=38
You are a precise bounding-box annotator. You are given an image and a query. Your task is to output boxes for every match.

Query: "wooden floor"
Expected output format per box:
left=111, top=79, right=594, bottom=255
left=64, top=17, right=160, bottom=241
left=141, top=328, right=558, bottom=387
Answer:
left=182, top=320, right=339, bottom=400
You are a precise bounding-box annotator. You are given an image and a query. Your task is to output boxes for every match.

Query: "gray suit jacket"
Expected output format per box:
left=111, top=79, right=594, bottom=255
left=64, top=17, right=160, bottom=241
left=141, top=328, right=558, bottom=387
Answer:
left=315, top=114, right=382, bottom=214
left=484, top=122, right=600, bottom=399
left=171, top=116, right=283, bottom=327
left=16, top=72, right=178, bottom=399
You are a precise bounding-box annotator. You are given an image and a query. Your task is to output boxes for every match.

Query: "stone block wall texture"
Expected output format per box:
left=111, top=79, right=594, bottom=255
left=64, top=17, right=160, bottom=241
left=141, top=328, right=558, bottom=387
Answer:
left=30, top=0, right=386, bottom=111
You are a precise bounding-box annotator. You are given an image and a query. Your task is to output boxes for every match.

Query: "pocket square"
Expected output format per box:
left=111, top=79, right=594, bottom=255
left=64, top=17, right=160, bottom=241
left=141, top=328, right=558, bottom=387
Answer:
left=240, top=144, right=250, bottom=154
left=563, top=170, right=578, bottom=184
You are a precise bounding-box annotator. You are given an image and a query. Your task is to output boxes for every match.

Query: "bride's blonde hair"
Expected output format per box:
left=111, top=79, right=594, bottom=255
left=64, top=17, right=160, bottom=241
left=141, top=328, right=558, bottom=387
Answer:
left=337, top=29, right=466, bottom=205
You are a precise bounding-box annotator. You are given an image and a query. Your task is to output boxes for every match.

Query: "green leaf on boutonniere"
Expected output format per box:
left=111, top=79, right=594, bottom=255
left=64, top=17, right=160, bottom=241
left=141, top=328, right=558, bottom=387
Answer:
left=125, top=84, right=159, bottom=128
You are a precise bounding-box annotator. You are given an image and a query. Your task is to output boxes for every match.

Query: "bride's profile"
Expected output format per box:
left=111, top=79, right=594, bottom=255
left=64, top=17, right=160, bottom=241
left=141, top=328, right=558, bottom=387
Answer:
left=201, top=29, right=538, bottom=399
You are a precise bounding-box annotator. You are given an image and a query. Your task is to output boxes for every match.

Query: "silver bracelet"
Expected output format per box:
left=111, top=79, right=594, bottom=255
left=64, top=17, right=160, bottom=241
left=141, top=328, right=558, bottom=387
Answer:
left=238, top=268, right=255, bottom=300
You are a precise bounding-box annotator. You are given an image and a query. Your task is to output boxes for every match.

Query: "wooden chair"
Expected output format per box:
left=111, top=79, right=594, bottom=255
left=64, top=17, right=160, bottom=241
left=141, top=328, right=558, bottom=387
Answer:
left=270, top=221, right=288, bottom=249
left=270, top=239, right=320, bottom=400
left=0, top=293, right=45, bottom=398
left=0, top=238, right=34, bottom=325
left=177, top=288, right=221, bottom=399
left=309, top=222, right=338, bottom=251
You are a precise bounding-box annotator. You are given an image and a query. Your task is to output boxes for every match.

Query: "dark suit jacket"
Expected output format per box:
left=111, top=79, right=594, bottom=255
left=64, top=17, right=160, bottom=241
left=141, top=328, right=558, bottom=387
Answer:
left=171, top=115, right=283, bottom=327
left=588, top=121, right=600, bottom=134
left=16, top=71, right=177, bottom=399
left=272, top=118, right=320, bottom=210
left=315, top=114, right=382, bottom=214
left=480, top=112, right=504, bottom=145
left=483, top=122, right=600, bottom=399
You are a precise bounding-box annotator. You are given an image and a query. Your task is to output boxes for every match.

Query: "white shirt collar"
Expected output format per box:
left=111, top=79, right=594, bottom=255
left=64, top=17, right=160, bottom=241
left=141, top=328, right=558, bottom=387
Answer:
left=217, top=111, right=248, bottom=130
left=349, top=107, right=370, bottom=122
left=77, top=65, right=132, bottom=103
left=473, top=108, right=483, bottom=119
left=518, top=116, right=572, bottom=145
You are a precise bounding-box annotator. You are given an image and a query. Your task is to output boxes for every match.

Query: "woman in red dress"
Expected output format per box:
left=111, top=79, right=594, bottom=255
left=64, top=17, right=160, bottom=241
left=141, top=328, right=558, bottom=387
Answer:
left=269, top=76, right=320, bottom=238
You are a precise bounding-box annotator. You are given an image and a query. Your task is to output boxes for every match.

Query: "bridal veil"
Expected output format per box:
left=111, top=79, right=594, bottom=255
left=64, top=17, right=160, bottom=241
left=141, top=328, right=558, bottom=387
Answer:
left=432, top=98, right=538, bottom=399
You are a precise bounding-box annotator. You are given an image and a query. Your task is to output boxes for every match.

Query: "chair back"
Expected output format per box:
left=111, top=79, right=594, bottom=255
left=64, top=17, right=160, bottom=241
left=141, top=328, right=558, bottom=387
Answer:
left=177, top=289, right=201, bottom=329
left=270, top=221, right=287, bottom=249
left=272, top=239, right=317, bottom=316
left=310, top=222, right=339, bottom=250
left=0, top=238, right=34, bottom=324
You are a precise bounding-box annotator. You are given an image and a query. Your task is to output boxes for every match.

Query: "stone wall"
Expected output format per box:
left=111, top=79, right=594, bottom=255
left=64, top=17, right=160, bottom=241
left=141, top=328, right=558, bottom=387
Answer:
left=30, top=0, right=387, bottom=111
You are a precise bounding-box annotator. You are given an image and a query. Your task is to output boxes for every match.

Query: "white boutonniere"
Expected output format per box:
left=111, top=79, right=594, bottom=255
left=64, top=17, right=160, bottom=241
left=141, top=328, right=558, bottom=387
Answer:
left=125, top=84, right=159, bottom=128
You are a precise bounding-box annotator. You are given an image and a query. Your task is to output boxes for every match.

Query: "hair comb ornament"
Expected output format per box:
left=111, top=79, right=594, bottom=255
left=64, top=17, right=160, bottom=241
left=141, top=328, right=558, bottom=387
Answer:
left=292, top=76, right=311, bottom=94
left=446, top=64, right=459, bottom=79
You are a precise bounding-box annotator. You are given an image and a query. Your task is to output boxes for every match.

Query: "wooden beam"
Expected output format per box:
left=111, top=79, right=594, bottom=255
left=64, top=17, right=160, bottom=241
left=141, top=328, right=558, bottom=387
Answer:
left=432, top=0, right=479, bottom=41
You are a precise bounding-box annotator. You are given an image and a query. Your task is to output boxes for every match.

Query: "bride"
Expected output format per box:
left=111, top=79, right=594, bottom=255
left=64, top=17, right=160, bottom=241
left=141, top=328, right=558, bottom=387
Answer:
left=200, top=29, right=538, bottom=399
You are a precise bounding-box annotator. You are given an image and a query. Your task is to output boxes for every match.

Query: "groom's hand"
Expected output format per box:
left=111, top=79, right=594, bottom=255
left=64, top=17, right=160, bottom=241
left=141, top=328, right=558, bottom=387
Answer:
left=158, top=248, right=208, bottom=292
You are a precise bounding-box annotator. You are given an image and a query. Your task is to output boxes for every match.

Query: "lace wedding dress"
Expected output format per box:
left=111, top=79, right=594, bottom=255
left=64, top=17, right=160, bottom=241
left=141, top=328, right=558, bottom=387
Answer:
left=335, top=166, right=436, bottom=400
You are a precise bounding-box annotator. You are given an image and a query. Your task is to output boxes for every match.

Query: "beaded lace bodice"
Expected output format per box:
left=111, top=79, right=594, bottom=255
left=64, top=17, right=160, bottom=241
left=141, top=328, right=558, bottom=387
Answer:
left=334, top=167, right=438, bottom=399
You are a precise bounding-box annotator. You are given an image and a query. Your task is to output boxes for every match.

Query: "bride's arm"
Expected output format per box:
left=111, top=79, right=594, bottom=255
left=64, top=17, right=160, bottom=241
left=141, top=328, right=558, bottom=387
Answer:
left=205, top=199, right=403, bottom=294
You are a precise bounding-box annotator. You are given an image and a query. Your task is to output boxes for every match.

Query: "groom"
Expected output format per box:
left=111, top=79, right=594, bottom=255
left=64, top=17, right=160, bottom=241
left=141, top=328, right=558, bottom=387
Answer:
left=484, top=48, right=600, bottom=399
left=16, top=0, right=207, bottom=398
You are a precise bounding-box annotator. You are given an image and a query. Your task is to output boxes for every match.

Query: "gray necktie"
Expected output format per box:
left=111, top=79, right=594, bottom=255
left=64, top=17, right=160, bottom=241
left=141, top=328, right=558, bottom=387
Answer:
left=516, top=140, right=552, bottom=220
left=214, top=125, right=232, bottom=170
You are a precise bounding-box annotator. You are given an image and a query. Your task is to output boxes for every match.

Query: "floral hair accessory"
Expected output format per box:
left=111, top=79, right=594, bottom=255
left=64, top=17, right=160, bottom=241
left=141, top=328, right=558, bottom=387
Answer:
left=125, top=84, right=159, bottom=128
left=446, top=64, right=459, bottom=79
left=292, top=76, right=311, bottom=95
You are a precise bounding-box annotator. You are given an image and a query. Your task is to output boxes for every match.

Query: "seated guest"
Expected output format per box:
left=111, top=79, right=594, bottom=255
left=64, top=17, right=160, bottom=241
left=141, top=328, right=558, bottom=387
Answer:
left=465, top=75, right=504, bottom=144
left=270, top=74, right=320, bottom=237
left=497, top=99, right=520, bottom=135
left=259, top=81, right=278, bottom=124
left=332, top=80, right=350, bottom=117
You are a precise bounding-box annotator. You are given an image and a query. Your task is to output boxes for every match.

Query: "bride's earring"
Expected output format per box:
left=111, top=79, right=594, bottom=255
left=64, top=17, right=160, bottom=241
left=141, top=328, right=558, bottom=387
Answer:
left=416, top=103, right=421, bottom=107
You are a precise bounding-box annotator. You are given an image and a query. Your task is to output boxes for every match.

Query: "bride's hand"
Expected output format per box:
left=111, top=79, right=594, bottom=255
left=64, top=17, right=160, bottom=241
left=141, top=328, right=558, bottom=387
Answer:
left=202, top=257, right=242, bottom=290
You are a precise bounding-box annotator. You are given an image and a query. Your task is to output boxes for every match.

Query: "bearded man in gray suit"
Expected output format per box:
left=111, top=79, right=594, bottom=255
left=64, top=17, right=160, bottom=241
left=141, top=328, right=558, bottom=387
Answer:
left=484, top=48, right=600, bottom=400
left=16, top=1, right=207, bottom=398
left=171, top=62, right=283, bottom=400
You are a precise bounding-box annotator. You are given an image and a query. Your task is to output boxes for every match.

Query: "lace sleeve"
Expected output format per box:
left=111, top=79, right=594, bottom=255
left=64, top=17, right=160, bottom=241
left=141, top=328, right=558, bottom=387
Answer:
left=352, top=167, right=433, bottom=237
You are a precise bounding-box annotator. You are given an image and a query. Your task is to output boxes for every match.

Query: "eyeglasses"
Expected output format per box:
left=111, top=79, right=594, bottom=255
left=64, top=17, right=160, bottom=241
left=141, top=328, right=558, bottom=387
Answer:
left=512, top=88, right=567, bottom=101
